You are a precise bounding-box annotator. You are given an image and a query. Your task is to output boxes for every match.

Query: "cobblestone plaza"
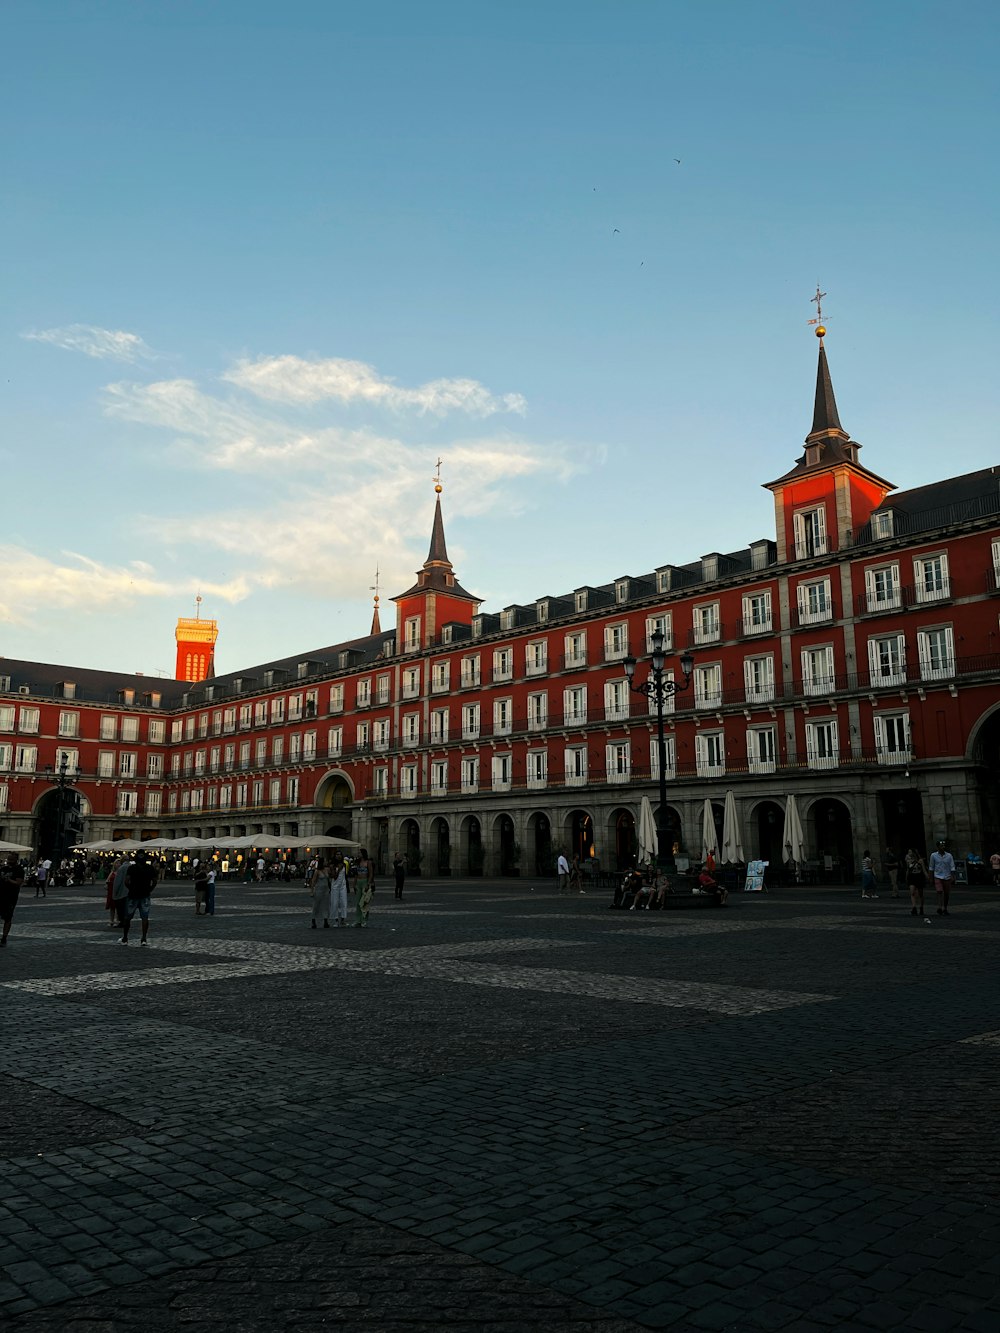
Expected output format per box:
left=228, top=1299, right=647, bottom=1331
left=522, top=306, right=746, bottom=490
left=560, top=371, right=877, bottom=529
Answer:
left=2, top=878, right=1000, bottom=1331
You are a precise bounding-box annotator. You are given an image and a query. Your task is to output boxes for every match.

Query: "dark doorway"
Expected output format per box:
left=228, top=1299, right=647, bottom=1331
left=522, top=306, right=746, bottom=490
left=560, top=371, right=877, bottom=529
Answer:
left=498, top=814, right=518, bottom=875
left=811, top=798, right=855, bottom=882
left=614, top=810, right=636, bottom=870
left=879, top=789, right=925, bottom=861
left=569, top=810, right=594, bottom=864
left=755, top=801, right=785, bottom=866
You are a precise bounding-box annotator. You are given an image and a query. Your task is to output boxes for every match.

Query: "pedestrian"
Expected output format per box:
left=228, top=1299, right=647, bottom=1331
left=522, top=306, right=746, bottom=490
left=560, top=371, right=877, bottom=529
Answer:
left=111, top=855, right=132, bottom=927
left=330, top=855, right=349, bottom=926
left=35, top=859, right=48, bottom=899
left=860, top=850, right=879, bottom=899
left=255, top=856, right=265, bottom=883
left=121, top=851, right=158, bottom=946
left=929, top=840, right=956, bottom=916
left=193, top=864, right=209, bottom=915
left=104, top=857, right=123, bottom=927
left=904, top=847, right=929, bottom=917
left=392, top=852, right=406, bottom=900
left=352, top=846, right=375, bottom=927
left=990, top=850, right=1000, bottom=887
left=0, top=855, right=25, bottom=946
left=570, top=854, right=584, bottom=894
left=556, top=851, right=570, bottom=894
left=309, top=857, right=332, bottom=929
left=205, top=866, right=217, bottom=915
left=884, top=846, right=900, bottom=898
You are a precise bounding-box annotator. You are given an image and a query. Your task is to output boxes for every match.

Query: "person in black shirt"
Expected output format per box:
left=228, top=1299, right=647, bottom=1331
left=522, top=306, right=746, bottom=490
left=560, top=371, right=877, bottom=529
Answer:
left=122, top=852, right=158, bottom=946
left=1, top=855, right=25, bottom=947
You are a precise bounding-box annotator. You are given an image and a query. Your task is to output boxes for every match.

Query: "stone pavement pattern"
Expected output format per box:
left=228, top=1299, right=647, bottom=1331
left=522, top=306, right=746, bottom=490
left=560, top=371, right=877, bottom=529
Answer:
left=2, top=877, right=1000, bottom=1331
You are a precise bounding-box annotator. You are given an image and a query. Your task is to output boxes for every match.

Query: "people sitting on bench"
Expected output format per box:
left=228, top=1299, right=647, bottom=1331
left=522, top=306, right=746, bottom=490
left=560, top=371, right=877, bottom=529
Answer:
left=694, top=865, right=728, bottom=906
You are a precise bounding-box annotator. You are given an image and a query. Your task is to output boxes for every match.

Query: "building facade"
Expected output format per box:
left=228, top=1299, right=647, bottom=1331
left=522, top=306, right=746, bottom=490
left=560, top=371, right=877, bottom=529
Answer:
left=2, top=339, right=999, bottom=877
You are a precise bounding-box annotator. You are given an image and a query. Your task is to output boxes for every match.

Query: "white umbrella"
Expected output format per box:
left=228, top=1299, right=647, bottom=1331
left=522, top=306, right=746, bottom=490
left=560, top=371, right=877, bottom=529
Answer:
left=73, top=839, right=114, bottom=851
left=0, top=839, right=33, bottom=854
left=782, top=794, right=806, bottom=865
left=701, top=798, right=718, bottom=865
left=295, top=834, right=360, bottom=849
left=721, top=790, right=744, bottom=864
left=637, top=796, right=658, bottom=864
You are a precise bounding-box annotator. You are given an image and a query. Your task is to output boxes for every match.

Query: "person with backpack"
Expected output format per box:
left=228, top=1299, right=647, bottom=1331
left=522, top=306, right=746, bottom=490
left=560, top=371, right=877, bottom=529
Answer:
left=121, top=852, right=158, bottom=946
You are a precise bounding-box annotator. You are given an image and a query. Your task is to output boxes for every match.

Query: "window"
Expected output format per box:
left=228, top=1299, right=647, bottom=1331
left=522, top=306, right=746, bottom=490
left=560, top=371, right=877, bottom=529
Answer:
left=254, top=701, right=267, bottom=726
left=462, top=703, right=480, bottom=739
left=604, top=678, right=629, bottom=722
left=645, top=614, right=672, bottom=652
left=527, top=750, right=548, bottom=789
left=200, top=712, right=211, bottom=737
left=402, top=713, right=420, bottom=745
left=563, top=685, right=587, bottom=724
left=461, top=757, right=479, bottom=793
left=373, top=718, right=390, bottom=751
left=58, top=711, right=79, bottom=738
left=99, top=714, right=117, bottom=741
left=329, top=683, right=344, bottom=713
left=431, top=661, right=450, bottom=693
left=287, top=734, right=300, bottom=763
left=53, top=747, right=79, bottom=775
left=994, top=540, right=1000, bottom=589
left=223, top=707, right=237, bottom=733
left=236, top=782, right=248, bottom=808
left=0, top=783, right=7, bottom=812
left=404, top=616, right=421, bottom=650
left=209, top=745, right=220, bottom=773
left=328, top=726, right=343, bottom=757
left=184, top=716, right=195, bottom=740
left=356, top=721, right=370, bottom=750
left=254, top=738, right=267, bottom=766
left=695, top=731, right=725, bottom=777
left=403, top=666, right=421, bottom=699
left=647, top=670, right=675, bottom=716
left=375, top=674, right=390, bottom=704
left=119, top=752, right=137, bottom=778
left=493, top=698, right=512, bottom=736
left=285, top=694, right=301, bottom=722
left=149, top=719, right=165, bottom=744
left=604, top=623, right=629, bottom=661
left=356, top=678, right=371, bottom=707
left=303, top=731, right=317, bottom=760
left=491, top=753, right=512, bottom=792
left=0, top=743, right=10, bottom=770
left=239, top=741, right=250, bottom=768
left=742, top=591, right=772, bottom=635
left=575, top=591, right=588, bottom=613
left=693, top=602, right=721, bottom=645
left=805, top=719, right=839, bottom=769
left=144, top=791, right=162, bottom=817
left=183, top=751, right=194, bottom=775
left=693, top=663, right=722, bottom=709
left=14, top=743, right=37, bottom=772
left=527, top=691, right=548, bottom=731
left=288, top=776, right=300, bottom=805
left=606, top=741, right=630, bottom=783
left=212, top=710, right=223, bottom=736
left=650, top=734, right=676, bottom=781
left=873, top=711, right=910, bottom=764
left=0, top=705, right=15, bottom=732
left=117, top=791, right=138, bottom=816
left=871, top=510, right=894, bottom=539
left=98, top=750, right=115, bottom=777
left=190, top=788, right=204, bottom=812
left=372, top=767, right=388, bottom=796
left=793, top=505, right=827, bottom=559
left=801, top=645, right=836, bottom=696
left=615, top=579, right=629, bottom=604
left=865, top=563, right=901, bottom=612
left=500, top=609, right=514, bottom=631
left=743, top=654, right=775, bottom=703
left=206, top=787, right=218, bottom=810
left=536, top=600, right=549, bottom=623
left=168, top=792, right=179, bottom=812
left=797, top=577, right=832, bottom=625
left=148, top=753, right=163, bottom=779
left=18, top=706, right=39, bottom=733
left=430, top=708, right=449, bottom=742
left=171, top=719, right=183, bottom=743
left=170, top=753, right=181, bottom=776
left=272, top=697, right=286, bottom=724
left=917, top=626, right=955, bottom=681
left=914, top=553, right=949, bottom=603
left=493, top=648, right=513, bottom=681
left=224, top=742, right=235, bottom=770
left=270, top=778, right=281, bottom=805
left=460, top=655, right=481, bottom=687
left=565, top=745, right=587, bottom=785
left=564, top=632, right=586, bottom=667
left=868, top=634, right=906, bottom=687
left=219, top=785, right=232, bottom=810
left=747, top=727, right=776, bottom=774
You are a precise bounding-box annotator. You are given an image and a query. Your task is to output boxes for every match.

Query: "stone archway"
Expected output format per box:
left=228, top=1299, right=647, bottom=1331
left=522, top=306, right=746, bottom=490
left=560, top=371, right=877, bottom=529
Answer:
left=493, top=813, right=518, bottom=876
left=611, top=808, right=636, bottom=871
left=809, top=797, right=854, bottom=881
left=400, top=818, right=421, bottom=875
left=314, top=770, right=356, bottom=841
left=653, top=803, right=683, bottom=856
left=752, top=799, right=786, bottom=867
left=460, top=814, right=484, bottom=876
left=566, top=809, right=595, bottom=865
left=967, top=704, right=1000, bottom=854
left=526, top=811, right=553, bottom=876
left=430, top=816, right=451, bottom=875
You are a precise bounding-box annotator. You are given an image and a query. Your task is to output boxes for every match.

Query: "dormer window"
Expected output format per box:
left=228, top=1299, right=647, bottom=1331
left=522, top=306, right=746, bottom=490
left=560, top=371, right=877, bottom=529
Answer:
left=656, top=569, right=672, bottom=594
left=575, top=590, right=588, bottom=613
left=442, top=625, right=453, bottom=644
left=472, top=617, right=483, bottom=639
left=701, top=555, right=719, bottom=582
left=536, top=600, right=549, bottom=623
left=806, top=445, right=822, bottom=466
left=793, top=506, right=828, bottom=559
left=404, top=616, right=421, bottom=650
left=297, top=662, right=309, bottom=679
left=872, top=510, right=894, bottom=540
left=58, top=681, right=76, bottom=699
left=615, top=580, right=629, bottom=604
left=500, top=609, right=514, bottom=631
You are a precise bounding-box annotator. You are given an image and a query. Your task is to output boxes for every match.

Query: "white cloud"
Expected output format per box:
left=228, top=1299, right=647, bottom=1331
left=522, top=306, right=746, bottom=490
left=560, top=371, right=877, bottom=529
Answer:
left=22, top=324, right=156, bottom=363
left=0, top=547, right=248, bottom=626
left=223, top=354, right=527, bottom=417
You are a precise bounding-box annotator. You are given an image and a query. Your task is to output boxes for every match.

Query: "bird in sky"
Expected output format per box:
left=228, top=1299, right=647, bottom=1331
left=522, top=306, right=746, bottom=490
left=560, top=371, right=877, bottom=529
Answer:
left=674, top=158, right=681, bottom=164
left=613, top=228, right=620, bottom=234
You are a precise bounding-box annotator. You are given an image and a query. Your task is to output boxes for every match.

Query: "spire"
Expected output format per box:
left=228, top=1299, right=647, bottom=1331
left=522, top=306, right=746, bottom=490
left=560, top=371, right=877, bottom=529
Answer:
left=810, top=339, right=844, bottom=437
left=426, top=490, right=449, bottom=566
left=392, top=465, right=479, bottom=606
left=369, top=567, right=382, bottom=635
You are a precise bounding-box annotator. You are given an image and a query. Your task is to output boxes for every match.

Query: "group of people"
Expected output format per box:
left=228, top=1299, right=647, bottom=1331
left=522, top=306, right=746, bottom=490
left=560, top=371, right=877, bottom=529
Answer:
left=556, top=852, right=586, bottom=894
left=103, top=851, right=159, bottom=944
left=304, top=848, right=377, bottom=928
left=615, top=862, right=728, bottom=910
left=862, top=841, right=963, bottom=916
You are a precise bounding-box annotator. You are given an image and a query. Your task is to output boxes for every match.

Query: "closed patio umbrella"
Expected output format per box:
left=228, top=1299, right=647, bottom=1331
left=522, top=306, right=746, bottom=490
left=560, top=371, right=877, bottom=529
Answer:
left=637, top=795, right=658, bottom=865
left=782, top=795, right=806, bottom=866
left=721, top=790, right=744, bottom=864
left=701, top=798, right=718, bottom=867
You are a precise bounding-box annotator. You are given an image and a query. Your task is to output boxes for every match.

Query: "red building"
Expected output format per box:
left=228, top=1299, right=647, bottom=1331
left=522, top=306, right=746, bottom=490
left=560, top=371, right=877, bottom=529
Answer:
left=2, top=336, right=999, bottom=878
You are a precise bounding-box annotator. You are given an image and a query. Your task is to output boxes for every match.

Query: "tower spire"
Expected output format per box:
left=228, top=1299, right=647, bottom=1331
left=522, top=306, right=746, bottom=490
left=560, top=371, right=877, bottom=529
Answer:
left=426, top=459, right=449, bottom=565
left=805, top=288, right=846, bottom=442
left=369, top=567, right=382, bottom=635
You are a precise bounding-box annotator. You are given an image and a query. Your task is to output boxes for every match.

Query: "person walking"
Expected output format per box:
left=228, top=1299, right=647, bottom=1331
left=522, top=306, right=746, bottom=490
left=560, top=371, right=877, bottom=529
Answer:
left=352, top=847, right=375, bottom=927
left=904, top=847, right=929, bottom=917
left=193, top=864, right=209, bottom=915
left=556, top=852, right=570, bottom=894
left=34, top=859, right=48, bottom=899
left=104, top=857, right=124, bottom=927
left=121, top=852, right=157, bottom=946
left=330, top=855, right=349, bottom=927
left=884, top=847, right=901, bottom=898
left=860, top=851, right=879, bottom=899
left=111, top=855, right=132, bottom=928
left=392, top=853, right=406, bottom=900
left=205, top=866, right=217, bottom=916
left=990, top=850, right=1000, bottom=887
left=309, top=857, right=332, bottom=929
left=0, top=855, right=25, bottom=946
left=929, top=840, right=956, bottom=915
left=570, top=854, right=585, bottom=894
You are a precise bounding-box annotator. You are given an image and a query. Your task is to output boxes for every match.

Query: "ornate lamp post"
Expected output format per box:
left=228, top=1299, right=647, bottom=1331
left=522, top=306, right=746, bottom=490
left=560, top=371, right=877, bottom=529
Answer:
left=44, top=753, right=73, bottom=865
left=623, top=632, right=694, bottom=873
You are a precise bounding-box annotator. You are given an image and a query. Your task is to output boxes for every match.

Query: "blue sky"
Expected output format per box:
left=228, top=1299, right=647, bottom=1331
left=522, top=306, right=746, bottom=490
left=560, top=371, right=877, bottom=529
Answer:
left=2, top=0, right=997, bottom=676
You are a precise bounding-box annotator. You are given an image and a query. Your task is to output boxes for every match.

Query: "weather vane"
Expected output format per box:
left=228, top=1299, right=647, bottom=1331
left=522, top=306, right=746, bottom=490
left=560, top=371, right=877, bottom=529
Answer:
left=433, top=457, right=444, bottom=494
left=807, top=285, right=829, bottom=338
left=370, top=566, right=380, bottom=607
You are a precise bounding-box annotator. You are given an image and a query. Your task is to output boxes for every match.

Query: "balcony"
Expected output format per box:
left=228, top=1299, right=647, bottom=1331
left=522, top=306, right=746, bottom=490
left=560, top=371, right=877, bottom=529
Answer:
left=689, top=621, right=723, bottom=648
left=560, top=651, right=587, bottom=670
left=794, top=600, right=833, bottom=627
left=740, top=615, right=773, bottom=637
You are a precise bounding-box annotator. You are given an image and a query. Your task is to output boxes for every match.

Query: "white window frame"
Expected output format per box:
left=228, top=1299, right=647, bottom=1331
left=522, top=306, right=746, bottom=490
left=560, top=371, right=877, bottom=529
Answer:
left=564, top=632, right=587, bottom=668
left=99, top=715, right=117, bottom=741
left=603, top=678, right=629, bottom=722
left=564, top=745, right=587, bottom=786
left=373, top=718, right=390, bottom=751
left=563, top=685, right=587, bottom=724
left=493, top=648, right=513, bottom=682
left=605, top=741, right=631, bottom=784
left=741, top=590, right=772, bottom=635
left=527, top=691, right=548, bottom=731
left=526, top=750, right=548, bottom=789
left=874, top=711, right=911, bottom=765
left=460, top=655, right=481, bottom=688
left=650, top=734, right=676, bottom=781
left=797, top=578, right=833, bottom=625
left=746, top=726, right=776, bottom=775
left=431, top=708, right=449, bottom=743
left=695, top=731, right=725, bottom=778
left=805, top=718, right=839, bottom=770
left=329, top=683, right=344, bottom=713
left=404, top=616, right=421, bottom=650
left=793, top=505, right=828, bottom=559
left=603, top=622, right=629, bottom=661
left=693, top=663, right=722, bottom=709
left=328, top=726, right=343, bottom=757
left=431, top=661, right=450, bottom=693
left=743, top=654, right=775, bottom=704
left=402, top=713, right=420, bottom=745
left=917, top=626, right=955, bottom=681
left=462, top=703, right=481, bottom=740
left=403, top=666, right=421, bottom=699
left=493, top=697, right=513, bottom=737
left=865, top=562, right=901, bottom=613
left=491, top=753, right=512, bottom=792
left=57, top=711, right=79, bottom=738
left=117, top=790, right=138, bottom=816
left=914, top=552, right=950, bottom=603
left=693, top=602, right=721, bottom=645
left=461, top=756, right=479, bottom=793
left=868, top=634, right=906, bottom=687
left=430, top=760, right=448, bottom=794
left=645, top=613, right=672, bottom=652
left=525, top=640, right=547, bottom=676
left=801, top=645, right=836, bottom=697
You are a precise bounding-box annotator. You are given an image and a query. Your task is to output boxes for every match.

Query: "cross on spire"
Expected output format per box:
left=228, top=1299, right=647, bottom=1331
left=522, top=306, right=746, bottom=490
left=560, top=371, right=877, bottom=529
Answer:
left=433, top=457, right=444, bottom=494
left=807, top=284, right=828, bottom=330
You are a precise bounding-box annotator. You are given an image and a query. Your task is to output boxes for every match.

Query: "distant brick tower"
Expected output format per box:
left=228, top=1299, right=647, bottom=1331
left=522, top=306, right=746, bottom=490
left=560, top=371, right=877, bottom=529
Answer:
left=175, top=597, right=218, bottom=683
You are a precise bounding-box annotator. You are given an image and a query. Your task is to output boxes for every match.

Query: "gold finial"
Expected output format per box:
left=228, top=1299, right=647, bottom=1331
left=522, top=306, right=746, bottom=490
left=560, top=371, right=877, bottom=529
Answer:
left=807, top=284, right=829, bottom=339
left=434, top=456, right=443, bottom=494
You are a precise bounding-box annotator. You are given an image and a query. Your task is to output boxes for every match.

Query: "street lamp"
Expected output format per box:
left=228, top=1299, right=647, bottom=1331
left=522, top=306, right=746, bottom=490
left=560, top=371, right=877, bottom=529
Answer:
left=44, top=753, right=74, bottom=866
left=623, top=631, right=694, bottom=874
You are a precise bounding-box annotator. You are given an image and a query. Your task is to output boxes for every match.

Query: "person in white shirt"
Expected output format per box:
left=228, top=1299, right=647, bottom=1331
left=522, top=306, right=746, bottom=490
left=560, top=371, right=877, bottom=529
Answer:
left=556, top=853, right=570, bottom=894
left=928, top=841, right=956, bottom=916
